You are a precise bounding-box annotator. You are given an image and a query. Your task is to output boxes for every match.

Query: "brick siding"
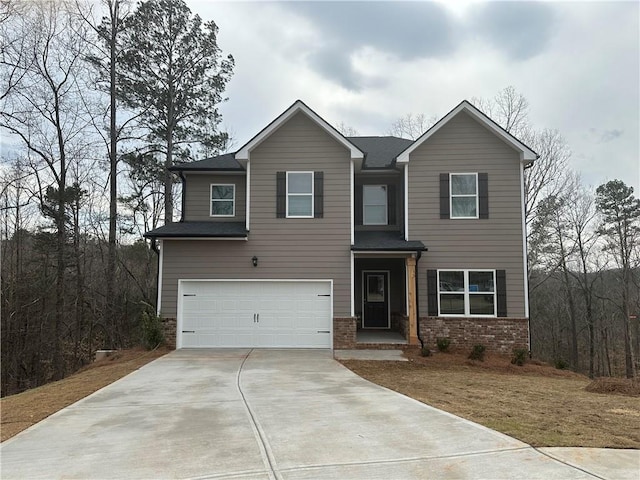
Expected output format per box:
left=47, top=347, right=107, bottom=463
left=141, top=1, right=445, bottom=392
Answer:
left=161, top=317, right=177, bottom=349
left=391, top=313, right=409, bottom=341
left=419, top=317, right=528, bottom=354
left=333, top=317, right=357, bottom=349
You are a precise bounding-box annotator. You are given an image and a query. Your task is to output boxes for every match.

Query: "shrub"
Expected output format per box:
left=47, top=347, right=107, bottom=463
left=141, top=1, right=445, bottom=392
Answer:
left=511, top=348, right=528, bottom=366
left=555, top=358, right=568, bottom=370
left=468, top=344, right=486, bottom=361
left=421, top=346, right=432, bottom=357
left=141, top=309, right=164, bottom=350
left=436, top=337, right=451, bottom=352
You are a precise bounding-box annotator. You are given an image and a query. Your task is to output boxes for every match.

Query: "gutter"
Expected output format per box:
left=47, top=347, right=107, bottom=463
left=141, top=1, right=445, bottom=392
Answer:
left=415, top=250, right=424, bottom=348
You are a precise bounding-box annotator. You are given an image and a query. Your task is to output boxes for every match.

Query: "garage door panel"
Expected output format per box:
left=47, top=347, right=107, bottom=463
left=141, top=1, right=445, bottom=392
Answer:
left=179, top=281, right=332, bottom=348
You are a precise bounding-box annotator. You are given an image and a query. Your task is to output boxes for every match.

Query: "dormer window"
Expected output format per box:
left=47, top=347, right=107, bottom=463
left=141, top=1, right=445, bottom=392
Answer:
left=363, top=185, right=387, bottom=225
left=210, top=184, right=235, bottom=217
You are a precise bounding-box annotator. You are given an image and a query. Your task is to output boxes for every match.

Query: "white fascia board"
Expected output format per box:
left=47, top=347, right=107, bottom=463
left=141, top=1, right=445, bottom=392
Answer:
left=235, top=100, right=364, bottom=160
left=396, top=100, right=538, bottom=163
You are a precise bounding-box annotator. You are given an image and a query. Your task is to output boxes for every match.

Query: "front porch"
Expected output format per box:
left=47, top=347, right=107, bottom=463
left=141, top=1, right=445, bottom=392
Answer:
left=334, top=231, right=426, bottom=349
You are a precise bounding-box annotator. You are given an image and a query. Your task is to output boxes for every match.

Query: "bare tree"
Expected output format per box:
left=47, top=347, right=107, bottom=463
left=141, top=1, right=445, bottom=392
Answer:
left=336, top=121, right=358, bottom=137
left=388, top=112, right=437, bottom=140
left=0, top=0, right=94, bottom=378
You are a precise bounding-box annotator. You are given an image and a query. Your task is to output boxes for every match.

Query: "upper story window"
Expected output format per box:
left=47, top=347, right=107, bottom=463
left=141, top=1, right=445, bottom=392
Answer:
left=438, top=269, right=496, bottom=316
left=210, top=184, right=235, bottom=217
left=363, top=185, right=387, bottom=225
left=287, top=172, right=313, bottom=218
left=450, top=173, right=478, bottom=219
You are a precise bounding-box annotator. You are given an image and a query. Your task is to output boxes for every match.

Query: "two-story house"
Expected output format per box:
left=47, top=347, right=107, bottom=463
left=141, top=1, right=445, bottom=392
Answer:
left=144, top=99, right=537, bottom=353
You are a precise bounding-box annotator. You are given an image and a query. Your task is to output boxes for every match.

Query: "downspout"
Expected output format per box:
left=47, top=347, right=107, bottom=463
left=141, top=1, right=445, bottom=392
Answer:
left=150, top=237, right=160, bottom=314
left=523, top=159, right=535, bottom=356
left=178, top=171, right=186, bottom=222
left=415, top=250, right=424, bottom=348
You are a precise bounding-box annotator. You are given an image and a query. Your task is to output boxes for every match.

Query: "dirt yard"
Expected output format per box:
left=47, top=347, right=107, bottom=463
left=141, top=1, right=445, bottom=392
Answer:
left=1, top=347, right=170, bottom=442
left=340, top=348, right=640, bottom=449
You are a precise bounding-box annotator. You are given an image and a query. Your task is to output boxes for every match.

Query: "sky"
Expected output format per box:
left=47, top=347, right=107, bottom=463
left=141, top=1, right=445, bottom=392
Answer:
left=188, top=0, right=640, bottom=193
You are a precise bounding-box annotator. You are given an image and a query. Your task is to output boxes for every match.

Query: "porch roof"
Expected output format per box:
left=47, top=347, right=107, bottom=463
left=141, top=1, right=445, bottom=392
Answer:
left=351, top=231, right=426, bottom=252
left=144, top=221, right=248, bottom=239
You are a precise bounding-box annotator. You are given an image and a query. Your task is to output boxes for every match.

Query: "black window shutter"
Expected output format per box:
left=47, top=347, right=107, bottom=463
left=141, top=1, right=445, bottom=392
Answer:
left=496, top=269, right=507, bottom=317
left=314, top=171, right=324, bottom=218
left=479, top=173, right=489, bottom=219
left=440, top=173, right=450, bottom=219
left=276, top=172, right=286, bottom=218
left=387, top=184, right=396, bottom=225
left=427, top=270, right=438, bottom=316
left=355, top=184, right=363, bottom=225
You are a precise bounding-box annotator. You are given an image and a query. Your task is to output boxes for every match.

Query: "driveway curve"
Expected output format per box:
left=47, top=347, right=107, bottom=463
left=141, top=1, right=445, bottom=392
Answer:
left=0, top=349, right=635, bottom=479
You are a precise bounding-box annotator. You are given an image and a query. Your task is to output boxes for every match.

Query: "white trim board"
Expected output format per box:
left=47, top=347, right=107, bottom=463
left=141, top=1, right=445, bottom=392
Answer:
left=396, top=100, right=538, bottom=164
left=236, top=100, right=364, bottom=160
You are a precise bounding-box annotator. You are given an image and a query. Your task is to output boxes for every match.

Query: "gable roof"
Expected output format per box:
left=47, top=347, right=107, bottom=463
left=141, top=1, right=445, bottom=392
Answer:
left=348, top=136, right=413, bottom=169
left=170, top=153, right=244, bottom=172
left=396, top=100, right=538, bottom=164
left=235, top=100, right=364, bottom=160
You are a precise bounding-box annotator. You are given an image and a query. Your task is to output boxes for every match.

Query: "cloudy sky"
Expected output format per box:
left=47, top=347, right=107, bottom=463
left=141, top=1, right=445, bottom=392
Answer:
left=188, top=0, right=639, bottom=192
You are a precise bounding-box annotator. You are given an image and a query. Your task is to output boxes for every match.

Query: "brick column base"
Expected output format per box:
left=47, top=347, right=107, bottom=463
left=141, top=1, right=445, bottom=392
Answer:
left=161, top=317, right=177, bottom=349
left=333, top=317, right=357, bottom=349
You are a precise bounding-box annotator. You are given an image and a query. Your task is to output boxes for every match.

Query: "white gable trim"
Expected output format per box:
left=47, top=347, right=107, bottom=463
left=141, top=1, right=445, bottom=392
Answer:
left=235, top=100, right=364, bottom=160
left=396, top=100, right=538, bottom=164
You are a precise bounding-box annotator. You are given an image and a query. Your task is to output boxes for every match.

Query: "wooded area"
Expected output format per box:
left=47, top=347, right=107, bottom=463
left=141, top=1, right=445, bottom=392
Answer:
left=1, top=2, right=638, bottom=397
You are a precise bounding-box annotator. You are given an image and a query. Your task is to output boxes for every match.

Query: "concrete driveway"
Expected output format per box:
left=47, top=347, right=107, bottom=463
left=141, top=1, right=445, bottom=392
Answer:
left=1, top=349, right=637, bottom=479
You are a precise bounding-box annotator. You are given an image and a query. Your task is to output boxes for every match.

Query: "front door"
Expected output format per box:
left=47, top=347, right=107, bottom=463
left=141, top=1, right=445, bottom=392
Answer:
left=363, top=271, right=389, bottom=328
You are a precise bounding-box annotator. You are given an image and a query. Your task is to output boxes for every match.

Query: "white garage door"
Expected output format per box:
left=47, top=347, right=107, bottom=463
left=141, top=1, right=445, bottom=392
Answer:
left=178, top=280, right=332, bottom=348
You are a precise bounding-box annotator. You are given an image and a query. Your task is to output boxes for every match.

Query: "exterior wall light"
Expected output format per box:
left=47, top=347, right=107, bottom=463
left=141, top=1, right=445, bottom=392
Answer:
left=252, top=256, right=258, bottom=267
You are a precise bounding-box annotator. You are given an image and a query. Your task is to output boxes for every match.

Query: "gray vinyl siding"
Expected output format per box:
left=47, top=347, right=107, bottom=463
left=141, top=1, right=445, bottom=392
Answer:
left=161, top=111, right=352, bottom=318
left=408, top=111, right=526, bottom=317
left=183, top=174, right=246, bottom=222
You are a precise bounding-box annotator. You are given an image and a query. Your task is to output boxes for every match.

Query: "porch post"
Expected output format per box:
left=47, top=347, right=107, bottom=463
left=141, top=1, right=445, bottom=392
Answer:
left=406, top=256, right=419, bottom=345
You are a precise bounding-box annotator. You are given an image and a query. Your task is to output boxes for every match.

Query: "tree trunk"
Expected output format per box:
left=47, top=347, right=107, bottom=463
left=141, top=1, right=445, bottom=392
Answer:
left=106, top=0, right=119, bottom=349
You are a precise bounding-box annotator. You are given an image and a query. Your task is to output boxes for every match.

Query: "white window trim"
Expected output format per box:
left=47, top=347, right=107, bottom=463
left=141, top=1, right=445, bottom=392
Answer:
left=210, top=184, right=235, bottom=217
left=437, top=269, right=496, bottom=317
left=450, top=173, right=479, bottom=219
left=363, top=184, right=388, bottom=225
left=286, top=171, right=314, bottom=218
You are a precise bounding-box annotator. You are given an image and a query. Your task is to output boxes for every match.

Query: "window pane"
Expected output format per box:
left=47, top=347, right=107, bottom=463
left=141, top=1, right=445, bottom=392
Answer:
left=451, top=174, right=476, bottom=195
left=212, top=185, right=233, bottom=200
left=439, top=271, right=464, bottom=291
left=470, top=294, right=495, bottom=315
left=364, top=205, right=386, bottom=225
left=452, top=197, right=477, bottom=218
left=288, top=195, right=312, bottom=216
left=469, top=271, right=494, bottom=292
left=212, top=200, right=233, bottom=216
left=367, top=275, right=385, bottom=302
left=440, top=294, right=464, bottom=314
left=288, top=173, right=312, bottom=194
left=363, top=185, right=387, bottom=205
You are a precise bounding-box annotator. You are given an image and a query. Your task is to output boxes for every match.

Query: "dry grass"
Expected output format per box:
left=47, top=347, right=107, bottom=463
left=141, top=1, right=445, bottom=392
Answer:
left=340, top=348, right=640, bottom=449
left=585, top=377, right=640, bottom=396
left=1, top=347, right=170, bottom=442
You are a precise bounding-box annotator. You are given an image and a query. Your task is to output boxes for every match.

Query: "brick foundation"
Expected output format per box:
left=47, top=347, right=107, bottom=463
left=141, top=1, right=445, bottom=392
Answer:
left=161, top=317, right=177, bottom=349
left=419, top=317, right=529, bottom=354
left=391, top=313, right=409, bottom=341
left=333, top=317, right=357, bottom=349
